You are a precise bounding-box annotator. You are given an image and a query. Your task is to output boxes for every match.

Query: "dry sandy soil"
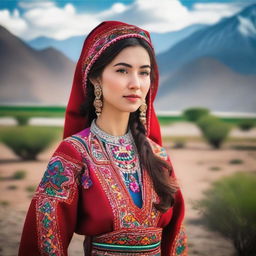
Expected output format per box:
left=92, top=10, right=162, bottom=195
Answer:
left=0, top=125, right=256, bottom=256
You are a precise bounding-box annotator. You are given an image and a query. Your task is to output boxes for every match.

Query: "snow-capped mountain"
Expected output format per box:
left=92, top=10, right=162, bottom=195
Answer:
left=155, top=4, right=256, bottom=112
left=157, top=4, right=256, bottom=76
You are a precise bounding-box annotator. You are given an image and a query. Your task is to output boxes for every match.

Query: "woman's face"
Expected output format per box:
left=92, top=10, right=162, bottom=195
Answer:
left=97, top=45, right=151, bottom=115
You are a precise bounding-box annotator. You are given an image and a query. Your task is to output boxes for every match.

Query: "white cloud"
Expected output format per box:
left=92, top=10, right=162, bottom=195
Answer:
left=0, top=0, right=252, bottom=40
left=0, top=9, right=27, bottom=36
left=102, top=0, right=245, bottom=33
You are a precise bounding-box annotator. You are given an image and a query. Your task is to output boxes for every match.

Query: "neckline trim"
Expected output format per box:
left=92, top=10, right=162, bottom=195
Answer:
left=90, top=119, right=133, bottom=145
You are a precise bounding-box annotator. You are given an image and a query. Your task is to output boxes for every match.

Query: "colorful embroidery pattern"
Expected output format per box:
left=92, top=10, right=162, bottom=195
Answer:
left=81, top=164, right=93, bottom=189
left=70, top=130, right=161, bottom=231
left=37, top=198, right=62, bottom=256
left=94, top=228, right=162, bottom=246
left=89, top=134, right=160, bottom=229
left=149, top=139, right=168, bottom=160
left=171, top=225, right=188, bottom=256
left=35, top=153, right=82, bottom=255
left=36, top=156, right=78, bottom=200
left=92, top=227, right=162, bottom=256
left=82, top=25, right=150, bottom=73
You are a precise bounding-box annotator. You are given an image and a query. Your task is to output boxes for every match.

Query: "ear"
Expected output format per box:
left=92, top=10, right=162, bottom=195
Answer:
left=89, top=77, right=101, bottom=87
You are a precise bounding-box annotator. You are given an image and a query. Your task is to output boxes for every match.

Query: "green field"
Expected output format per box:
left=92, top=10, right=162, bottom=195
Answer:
left=0, top=106, right=66, bottom=118
left=0, top=105, right=255, bottom=126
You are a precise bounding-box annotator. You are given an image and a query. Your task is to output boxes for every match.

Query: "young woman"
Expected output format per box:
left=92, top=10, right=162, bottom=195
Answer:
left=19, top=21, right=187, bottom=256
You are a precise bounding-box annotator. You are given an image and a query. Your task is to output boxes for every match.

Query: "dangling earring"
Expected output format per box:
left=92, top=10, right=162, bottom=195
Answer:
left=139, top=101, right=147, bottom=127
left=93, top=84, right=103, bottom=117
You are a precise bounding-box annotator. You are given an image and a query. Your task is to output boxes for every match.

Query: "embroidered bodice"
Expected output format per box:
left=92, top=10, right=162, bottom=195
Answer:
left=90, top=119, right=143, bottom=208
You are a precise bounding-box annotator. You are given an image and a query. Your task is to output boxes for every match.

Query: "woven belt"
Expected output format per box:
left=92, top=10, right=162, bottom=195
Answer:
left=90, top=227, right=162, bottom=256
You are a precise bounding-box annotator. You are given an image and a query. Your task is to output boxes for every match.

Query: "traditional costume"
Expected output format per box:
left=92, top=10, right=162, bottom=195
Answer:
left=19, top=21, right=187, bottom=256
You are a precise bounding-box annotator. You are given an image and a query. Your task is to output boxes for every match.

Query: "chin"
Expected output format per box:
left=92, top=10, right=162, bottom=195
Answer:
left=120, top=105, right=140, bottom=113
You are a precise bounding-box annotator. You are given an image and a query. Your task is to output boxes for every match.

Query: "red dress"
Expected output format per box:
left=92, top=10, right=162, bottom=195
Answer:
left=18, top=127, right=187, bottom=256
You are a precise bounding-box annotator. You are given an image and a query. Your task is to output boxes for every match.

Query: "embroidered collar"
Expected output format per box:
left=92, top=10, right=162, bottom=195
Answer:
left=90, top=119, right=133, bottom=145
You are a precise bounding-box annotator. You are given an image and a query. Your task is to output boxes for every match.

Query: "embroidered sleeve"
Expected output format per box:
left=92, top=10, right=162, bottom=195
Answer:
left=19, top=141, right=85, bottom=256
left=170, top=225, right=188, bottom=256
left=161, top=188, right=187, bottom=256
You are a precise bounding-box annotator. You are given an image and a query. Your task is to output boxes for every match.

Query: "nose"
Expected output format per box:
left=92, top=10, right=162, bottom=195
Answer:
left=128, top=73, right=140, bottom=90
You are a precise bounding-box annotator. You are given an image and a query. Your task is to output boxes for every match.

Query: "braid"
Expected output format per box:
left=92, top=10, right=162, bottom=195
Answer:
left=129, top=111, right=178, bottom=212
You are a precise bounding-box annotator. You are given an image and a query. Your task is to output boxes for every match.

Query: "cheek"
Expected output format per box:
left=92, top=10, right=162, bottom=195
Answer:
left=142, top=79, right=151, bottom=96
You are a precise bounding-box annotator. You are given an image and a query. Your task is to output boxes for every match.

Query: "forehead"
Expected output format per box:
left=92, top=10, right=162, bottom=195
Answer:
left=110, top=46, right=151, bottom=66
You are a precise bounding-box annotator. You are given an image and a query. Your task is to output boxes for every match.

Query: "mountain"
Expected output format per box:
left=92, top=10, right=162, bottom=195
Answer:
left=26, top=24, right=207, bottom=61
left=151, top=24, right=207, bottom=54
left=0, top=25, right=75, bottom=105
left=157, top=4, right=256, bottom=75
left=27, top=35, right=85, bottom=62
left=155, top=57, right=256, bottom=112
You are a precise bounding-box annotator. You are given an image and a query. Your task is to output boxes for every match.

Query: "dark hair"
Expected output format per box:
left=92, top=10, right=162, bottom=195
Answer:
left=80, top=37, right=178, bottom=212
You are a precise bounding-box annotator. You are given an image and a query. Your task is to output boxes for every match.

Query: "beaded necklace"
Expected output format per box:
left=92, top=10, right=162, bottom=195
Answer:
left=91, top=119, right=143, bottom=194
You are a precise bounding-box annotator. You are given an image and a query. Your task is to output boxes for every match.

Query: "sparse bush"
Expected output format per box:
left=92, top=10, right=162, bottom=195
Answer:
left=196, top=172, right=256, bottom=256
left=197, top=115, right=220, bottom=132
left=173, top=140, right=186, bottom=149
left=1, top=126, right=59, bottom=160
left=0, top=201, right=9, bottom=206
left=209, top=166, right=221, bottom=171
left=238, top=119, right=255, bottom=131
left=229, top=159, right=243, bottom=165
left=12, top=170, right=26, bottom=180
left=197, top=115, right=231, bottom=148
left=183, top=107, right=210, bottom=122
left=14, top=115, right=30, bottom=126
left=26, top=185, right=36, bottom=193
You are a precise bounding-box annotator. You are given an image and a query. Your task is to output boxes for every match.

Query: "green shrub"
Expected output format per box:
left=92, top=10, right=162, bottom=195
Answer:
left=197, top=115, right=231, bottom=148
left=197, top=115, right=220, bottom=132
left=12, top=170, right=26, bottom=180
left=173, top=140, right=186, bottom=149
left=238, top=119, right=255, bottom=131
left=209, top=166, right=221, bottom=171
left=196, top=172, right=256, bottom=256
left=183, top=107, right=210, bottom=122
left=14, top=115, right=30, bottom=126
left=0, top=201, right=9, bottom=206
left=229, top=159, right=243, bottom=165
left=26, top=185, right=36, bottom=193
left=1, top=126, right=59, bottom=160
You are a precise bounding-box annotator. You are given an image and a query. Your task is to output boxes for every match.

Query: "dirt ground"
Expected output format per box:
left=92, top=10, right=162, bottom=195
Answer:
left=0, top=127, right=255, bottom=256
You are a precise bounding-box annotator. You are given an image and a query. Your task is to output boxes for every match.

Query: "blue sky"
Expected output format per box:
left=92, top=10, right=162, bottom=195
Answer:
left=0, top=0, right=255, bottom=40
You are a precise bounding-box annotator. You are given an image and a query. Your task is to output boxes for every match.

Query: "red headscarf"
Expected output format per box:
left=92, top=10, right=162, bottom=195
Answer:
left=63, top=21, right=162, bottom=145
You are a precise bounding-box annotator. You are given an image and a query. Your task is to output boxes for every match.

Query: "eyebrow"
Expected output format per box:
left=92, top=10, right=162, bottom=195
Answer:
left=113, top=62, right=151, bottom=69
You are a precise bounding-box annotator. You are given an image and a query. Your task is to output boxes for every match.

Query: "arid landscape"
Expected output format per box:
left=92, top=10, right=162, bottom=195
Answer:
left=0, top=123, right=256, bottom=256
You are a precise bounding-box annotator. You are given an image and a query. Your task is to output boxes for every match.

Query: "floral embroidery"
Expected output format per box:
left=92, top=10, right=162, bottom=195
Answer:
left=171, top=225, right=187, bottom=256
left=81, top=164, right=93, bottom=189
left=85, top=134, right=161, bottom=229
left=129, top=176, right=140, bottom=193
left=37, top=198, right=62, bottom=256
left=36, top=156, right=80, bottom=200
left=35, top=154, right=81, bottom=255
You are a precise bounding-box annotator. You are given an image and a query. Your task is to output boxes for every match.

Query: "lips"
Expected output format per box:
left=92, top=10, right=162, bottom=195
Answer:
left=123, top=94, right=141, bottom=98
